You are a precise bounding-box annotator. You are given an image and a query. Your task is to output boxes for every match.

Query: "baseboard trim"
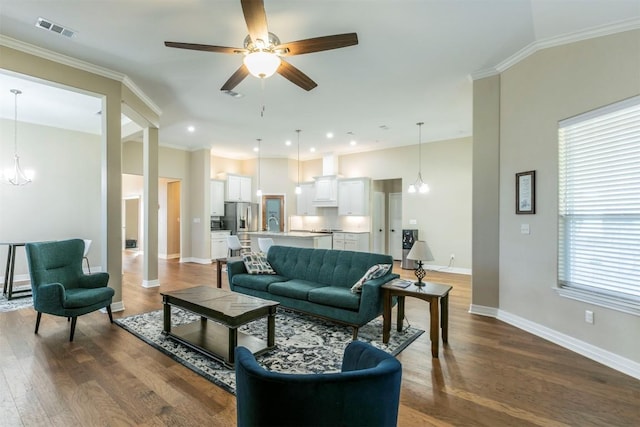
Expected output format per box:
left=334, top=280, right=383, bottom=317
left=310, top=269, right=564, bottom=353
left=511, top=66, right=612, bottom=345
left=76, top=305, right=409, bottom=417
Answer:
left=469, top=304, right=640, bottom=380
left=427, top=265, right=472, bottom=275
left=104, top=300, right=125, bottom=313
left=142, top=279, right=160, bottom=288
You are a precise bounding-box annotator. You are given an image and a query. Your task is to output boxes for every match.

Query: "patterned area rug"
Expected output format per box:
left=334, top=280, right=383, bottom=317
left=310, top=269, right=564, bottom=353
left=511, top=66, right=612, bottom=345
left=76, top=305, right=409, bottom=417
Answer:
left=0, top=286, right=33, bottom=313
left=115, top=308, right=423, bottom=394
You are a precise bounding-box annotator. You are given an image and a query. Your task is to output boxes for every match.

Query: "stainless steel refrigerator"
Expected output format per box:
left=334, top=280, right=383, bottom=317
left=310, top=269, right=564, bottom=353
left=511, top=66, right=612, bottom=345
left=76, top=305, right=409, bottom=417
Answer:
left=223, top=202, right=259, bottom=246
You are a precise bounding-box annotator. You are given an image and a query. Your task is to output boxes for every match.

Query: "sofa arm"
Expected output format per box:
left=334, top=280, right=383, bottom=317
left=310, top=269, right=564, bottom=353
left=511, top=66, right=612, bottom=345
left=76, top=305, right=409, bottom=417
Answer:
left=227, top=258, right=248, bottom=286
left=358, top=273, right=400, bottom=317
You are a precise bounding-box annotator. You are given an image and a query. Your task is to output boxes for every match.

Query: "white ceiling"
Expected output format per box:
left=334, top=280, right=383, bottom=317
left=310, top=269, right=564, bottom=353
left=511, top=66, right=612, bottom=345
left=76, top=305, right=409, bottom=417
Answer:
left=1, top=0, right=639, bottom=160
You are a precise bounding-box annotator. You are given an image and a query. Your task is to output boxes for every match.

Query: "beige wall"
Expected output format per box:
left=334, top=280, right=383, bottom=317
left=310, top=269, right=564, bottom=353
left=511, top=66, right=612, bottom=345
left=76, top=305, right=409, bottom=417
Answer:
left=495, top=29, right=640, bottom=363
left=0, top=120, right=102, bottom=277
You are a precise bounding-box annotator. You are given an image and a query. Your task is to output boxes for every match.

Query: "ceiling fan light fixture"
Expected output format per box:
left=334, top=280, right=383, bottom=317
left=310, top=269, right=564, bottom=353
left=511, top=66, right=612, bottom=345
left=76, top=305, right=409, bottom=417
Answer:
left=243, top=51, right=281, bottom=78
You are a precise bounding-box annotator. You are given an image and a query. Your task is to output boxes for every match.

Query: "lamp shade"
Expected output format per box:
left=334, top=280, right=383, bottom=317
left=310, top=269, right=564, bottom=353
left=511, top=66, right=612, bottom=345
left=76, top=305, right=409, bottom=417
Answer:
left=406, top=240, right=434, bottom=262
left=243, top=51, right=281, bottom=78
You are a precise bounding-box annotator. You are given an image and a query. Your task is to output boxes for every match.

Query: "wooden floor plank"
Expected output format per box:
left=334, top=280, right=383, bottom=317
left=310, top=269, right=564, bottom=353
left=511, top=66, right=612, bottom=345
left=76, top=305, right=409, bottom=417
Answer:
left=0, top=255, right=638, bottom=426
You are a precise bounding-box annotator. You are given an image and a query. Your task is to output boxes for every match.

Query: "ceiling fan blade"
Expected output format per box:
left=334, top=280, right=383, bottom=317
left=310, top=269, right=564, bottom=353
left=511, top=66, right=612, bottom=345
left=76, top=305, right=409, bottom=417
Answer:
left=241, top=0, right=269, bottom=45
left=165, top=41, right=245, bottom=55
left=277, top=60, right=317, bottom=91
left=221, top=64, right=250, bottom=91
left=276, top=33, right=358, bottom=56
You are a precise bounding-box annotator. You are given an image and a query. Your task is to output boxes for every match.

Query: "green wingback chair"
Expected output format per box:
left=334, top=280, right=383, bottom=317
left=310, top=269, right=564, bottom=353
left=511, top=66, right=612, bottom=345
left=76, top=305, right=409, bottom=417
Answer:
left=25, top=239, right=114, bottom=341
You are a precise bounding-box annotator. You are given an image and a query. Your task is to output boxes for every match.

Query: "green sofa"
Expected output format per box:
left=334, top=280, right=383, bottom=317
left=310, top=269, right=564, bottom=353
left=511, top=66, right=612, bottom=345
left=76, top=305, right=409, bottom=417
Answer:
left=227, top=246, right=399, bottom=338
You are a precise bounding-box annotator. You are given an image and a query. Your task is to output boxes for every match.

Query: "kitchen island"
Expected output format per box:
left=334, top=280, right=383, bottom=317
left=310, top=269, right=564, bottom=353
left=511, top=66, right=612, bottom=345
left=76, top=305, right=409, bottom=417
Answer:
left=247, top=231, right=332, bottom=251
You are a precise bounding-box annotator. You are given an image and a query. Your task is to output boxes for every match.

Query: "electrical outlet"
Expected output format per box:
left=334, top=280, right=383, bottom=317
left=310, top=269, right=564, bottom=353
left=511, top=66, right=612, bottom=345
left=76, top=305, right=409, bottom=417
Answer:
left=585, top=310, right=594, bottom=324
left=450, top=253, right=455, bottom=261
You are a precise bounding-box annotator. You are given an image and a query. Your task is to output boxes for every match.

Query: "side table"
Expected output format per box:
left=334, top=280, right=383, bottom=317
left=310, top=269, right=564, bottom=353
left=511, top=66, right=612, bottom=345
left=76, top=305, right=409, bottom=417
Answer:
left=382, top=280, right=452, bottom=358
left=1, top=242, right=32, bottom=300
left=215, top=256, right=241, bottom=288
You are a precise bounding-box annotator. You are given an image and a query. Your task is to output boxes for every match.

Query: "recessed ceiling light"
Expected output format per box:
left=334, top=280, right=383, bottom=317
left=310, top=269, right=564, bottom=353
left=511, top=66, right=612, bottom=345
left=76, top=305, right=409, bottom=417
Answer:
left=187, top=126, right=195, bottom=133
left=253, top=147, right=259, bottom=152
left=310, top=147, right=316, bottom=152
left=350, top=140, right=357, bottom=146
left=326, top=132, right=333, bottom=139
left=285, top=140, right=291, bottom=146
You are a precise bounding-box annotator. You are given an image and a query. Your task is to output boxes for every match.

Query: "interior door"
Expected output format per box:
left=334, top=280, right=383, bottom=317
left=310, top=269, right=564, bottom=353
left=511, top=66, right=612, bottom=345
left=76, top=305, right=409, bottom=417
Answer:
left=389, top=193, right=402, bottom=260
left=372, top=191, right=385, bottom=254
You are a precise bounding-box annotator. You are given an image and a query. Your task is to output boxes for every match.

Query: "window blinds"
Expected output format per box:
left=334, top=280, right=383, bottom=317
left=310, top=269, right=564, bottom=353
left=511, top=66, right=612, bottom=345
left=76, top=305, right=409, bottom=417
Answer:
left=558, top=96, right=640, bottom=305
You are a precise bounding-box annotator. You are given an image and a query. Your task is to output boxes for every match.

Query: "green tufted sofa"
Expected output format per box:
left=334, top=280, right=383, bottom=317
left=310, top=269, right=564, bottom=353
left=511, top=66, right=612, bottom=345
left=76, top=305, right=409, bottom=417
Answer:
left=227, top=246, right=399, bottom=338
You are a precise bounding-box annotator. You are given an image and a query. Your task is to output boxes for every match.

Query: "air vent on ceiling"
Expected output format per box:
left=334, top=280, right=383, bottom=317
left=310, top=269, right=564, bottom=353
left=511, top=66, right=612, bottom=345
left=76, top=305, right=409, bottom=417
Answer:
left=35, top=17, right=76, bottom=38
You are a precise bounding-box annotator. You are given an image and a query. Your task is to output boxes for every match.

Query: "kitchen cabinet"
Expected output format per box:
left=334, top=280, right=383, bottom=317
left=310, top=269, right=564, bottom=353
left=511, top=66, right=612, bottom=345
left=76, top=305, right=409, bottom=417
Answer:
left=338, top=178, right=370, bottom=216
left=210, top=179, right=225, bottom=216
left=296, top=182, right=317, bottom=216
left=226, top=174, right=252, bottom=202
left=332, top=232, right=370, bottom=252
left=313, top=176, right=338, bottom=207
left=211, top=230, right=231, bottom=259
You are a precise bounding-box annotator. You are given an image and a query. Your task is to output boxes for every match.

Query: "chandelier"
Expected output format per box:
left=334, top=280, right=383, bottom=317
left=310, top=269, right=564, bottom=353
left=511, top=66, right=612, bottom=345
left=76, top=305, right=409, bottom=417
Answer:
left=4, top=89, right=34, bottom=186
left=407, top=122, right=429, bottom=194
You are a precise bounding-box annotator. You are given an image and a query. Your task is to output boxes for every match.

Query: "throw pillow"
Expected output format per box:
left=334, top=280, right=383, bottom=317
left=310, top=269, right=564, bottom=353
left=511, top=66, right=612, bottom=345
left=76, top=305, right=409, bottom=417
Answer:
left=243, top=252, right=276, bottom=275
left=351, top=263, right=392, bottom=293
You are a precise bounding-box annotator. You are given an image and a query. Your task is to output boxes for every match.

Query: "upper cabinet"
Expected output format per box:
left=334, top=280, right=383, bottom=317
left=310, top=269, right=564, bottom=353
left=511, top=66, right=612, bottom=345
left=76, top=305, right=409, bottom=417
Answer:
left=296, top=182, right=317, bottom=216
left=210, top=179, right=225, bottom=216
left=338, top=178, right=370, bottom=216
left=313, top=176, right=338, bottom=207
left=226, top=174, right=252, bottom=202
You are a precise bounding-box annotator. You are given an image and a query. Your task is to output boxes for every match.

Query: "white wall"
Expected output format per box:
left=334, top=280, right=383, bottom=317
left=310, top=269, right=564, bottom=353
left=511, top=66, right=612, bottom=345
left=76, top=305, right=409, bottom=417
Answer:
left=0, top=119, right=101, bottom=277
left=496, top=30, right=640, bottom=365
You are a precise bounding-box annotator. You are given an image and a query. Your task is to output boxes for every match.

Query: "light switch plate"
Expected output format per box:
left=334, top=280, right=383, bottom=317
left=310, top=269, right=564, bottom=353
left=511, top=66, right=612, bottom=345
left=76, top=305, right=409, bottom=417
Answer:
left=409, top=219, right=417, bottom=225
left=520, top=224, right=530, bottom=234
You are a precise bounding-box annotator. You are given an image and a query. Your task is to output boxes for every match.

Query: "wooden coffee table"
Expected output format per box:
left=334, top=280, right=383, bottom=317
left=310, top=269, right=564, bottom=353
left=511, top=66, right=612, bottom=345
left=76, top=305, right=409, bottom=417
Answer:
left=161, top=286, right=279, bottom=366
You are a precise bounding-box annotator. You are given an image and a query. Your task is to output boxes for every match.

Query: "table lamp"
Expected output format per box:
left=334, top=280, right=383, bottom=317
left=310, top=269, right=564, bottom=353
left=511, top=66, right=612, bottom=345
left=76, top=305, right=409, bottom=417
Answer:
left=406, top=240, right=434, bottom=286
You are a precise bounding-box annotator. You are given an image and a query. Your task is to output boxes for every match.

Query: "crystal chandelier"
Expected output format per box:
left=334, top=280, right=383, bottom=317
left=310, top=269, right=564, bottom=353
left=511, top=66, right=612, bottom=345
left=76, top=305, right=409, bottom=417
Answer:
left=4, top=89, right=34, bottom=186
left=407, top=122, right=429, bottom=194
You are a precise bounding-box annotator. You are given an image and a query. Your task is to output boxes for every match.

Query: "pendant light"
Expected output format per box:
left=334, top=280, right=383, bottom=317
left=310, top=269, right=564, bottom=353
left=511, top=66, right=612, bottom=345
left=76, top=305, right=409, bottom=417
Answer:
left=4, top=89, right=34, bottom=186
left=255, top=138, right=263, bottom=197
left=407, top=122, right=429, bottom=194
left=295, top=129, right=302, bottom=195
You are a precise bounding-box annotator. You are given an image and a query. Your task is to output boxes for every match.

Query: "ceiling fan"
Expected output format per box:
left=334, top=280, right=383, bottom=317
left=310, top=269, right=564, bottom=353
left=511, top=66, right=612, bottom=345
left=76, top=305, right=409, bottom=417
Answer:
left=164, top=0, right=358, bottom=92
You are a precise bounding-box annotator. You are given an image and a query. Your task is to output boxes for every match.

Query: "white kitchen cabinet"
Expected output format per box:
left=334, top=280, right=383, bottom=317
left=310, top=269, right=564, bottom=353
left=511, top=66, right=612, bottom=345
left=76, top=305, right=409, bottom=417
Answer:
left=210, top=179, right=225, bottom=216
left=332, top=232, right=370, bottom=252
left=211, top=230, right=231, bottom=259
left=226, top=174, right=252, bottom=202
left=313, top=176, right=338, bottom=207
left=338, top=178, right=370, bottom=216
left=296, top=182, right=317, bottom=215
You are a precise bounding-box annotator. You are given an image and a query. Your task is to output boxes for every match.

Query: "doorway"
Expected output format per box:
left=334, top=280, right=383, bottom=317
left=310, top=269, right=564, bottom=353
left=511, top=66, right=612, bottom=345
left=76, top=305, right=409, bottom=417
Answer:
left=166, top=180, right=181, bottom=258
left=389, top=193, right=403, bottom=260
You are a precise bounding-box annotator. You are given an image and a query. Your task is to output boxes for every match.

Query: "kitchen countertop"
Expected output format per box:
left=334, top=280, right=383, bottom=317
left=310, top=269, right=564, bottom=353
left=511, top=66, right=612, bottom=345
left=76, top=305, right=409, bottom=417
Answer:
left=248, top=231, right=333, bottom=238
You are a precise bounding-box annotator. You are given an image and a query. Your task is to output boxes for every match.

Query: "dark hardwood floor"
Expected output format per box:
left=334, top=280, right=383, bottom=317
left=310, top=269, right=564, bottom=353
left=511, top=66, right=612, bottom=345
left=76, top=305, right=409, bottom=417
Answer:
left=1, top=253, right=638, bottom=426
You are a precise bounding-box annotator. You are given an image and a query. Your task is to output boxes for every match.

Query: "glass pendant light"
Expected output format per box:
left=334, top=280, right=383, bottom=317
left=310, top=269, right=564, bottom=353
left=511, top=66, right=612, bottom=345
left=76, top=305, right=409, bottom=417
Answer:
left=407, top=122, right=429, bottom=194
left=256, top=138, right=263, bottom=197
left=4, top=89, right=35, bottom=186
left=295, top=129, right=302, bottom=195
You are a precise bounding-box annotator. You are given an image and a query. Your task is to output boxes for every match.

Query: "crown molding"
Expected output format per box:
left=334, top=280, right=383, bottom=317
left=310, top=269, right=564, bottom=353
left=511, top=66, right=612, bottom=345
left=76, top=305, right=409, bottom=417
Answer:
left=470, top=17, right=640, bottom=81
left=0, top=35, right=161, bottom=116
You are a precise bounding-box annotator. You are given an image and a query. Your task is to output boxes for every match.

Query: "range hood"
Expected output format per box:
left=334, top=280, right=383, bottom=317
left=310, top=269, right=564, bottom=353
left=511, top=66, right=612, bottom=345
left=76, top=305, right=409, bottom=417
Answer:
left=313, top=153, right=340, bottom=207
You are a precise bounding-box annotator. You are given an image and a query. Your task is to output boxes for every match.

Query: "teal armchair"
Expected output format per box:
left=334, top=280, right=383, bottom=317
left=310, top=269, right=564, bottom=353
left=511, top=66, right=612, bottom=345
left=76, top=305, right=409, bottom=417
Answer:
left=235, top=340, right=403, bottom=427
left=25, top=239, right=114, bottom=341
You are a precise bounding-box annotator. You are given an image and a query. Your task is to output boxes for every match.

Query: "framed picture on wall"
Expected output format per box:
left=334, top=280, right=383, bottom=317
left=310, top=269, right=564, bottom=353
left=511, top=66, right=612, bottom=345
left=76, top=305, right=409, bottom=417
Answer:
left=516, top=170, right=536, bottom=214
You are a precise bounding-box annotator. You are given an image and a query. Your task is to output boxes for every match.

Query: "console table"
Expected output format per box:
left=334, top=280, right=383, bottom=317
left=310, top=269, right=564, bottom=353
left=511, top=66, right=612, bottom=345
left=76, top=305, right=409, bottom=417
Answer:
left=382, top=280, right=452, bottom=358
left=1, top=242, right=32, bottom=300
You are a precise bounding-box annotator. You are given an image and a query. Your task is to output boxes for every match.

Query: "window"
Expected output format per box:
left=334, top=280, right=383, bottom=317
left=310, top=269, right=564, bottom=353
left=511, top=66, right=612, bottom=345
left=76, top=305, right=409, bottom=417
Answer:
left=557, top=96, right=640, bottom=315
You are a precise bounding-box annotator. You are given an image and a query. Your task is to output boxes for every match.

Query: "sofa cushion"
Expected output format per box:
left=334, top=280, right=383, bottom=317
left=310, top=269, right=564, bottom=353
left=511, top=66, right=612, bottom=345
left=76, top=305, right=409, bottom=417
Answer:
left=269, top=279, right=328, bottom=300
left=243, top=252, right=276, bottom=275
left=232, top=274, right=288, bottom=292
left=308, top=286, right=360, bottom=311
left=350, top=263, right=392, bottom=293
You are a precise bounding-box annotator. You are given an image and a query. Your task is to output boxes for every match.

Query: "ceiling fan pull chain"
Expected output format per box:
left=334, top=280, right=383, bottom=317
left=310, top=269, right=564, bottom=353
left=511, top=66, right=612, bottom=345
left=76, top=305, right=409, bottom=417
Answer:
left=260, top=78, right=266, bottom=117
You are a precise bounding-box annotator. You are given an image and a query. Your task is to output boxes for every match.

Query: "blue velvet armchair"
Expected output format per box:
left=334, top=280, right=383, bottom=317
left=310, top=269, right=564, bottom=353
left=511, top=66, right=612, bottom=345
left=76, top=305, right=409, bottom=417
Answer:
left=235, top=340, right=403, bottom=427
left=25, top=239, right=114, bottom=341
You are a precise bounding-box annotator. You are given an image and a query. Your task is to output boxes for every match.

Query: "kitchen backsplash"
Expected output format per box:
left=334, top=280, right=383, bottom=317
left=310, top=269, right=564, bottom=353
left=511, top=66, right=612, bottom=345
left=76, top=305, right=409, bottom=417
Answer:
left=289, top=209, right=370, bottom=232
